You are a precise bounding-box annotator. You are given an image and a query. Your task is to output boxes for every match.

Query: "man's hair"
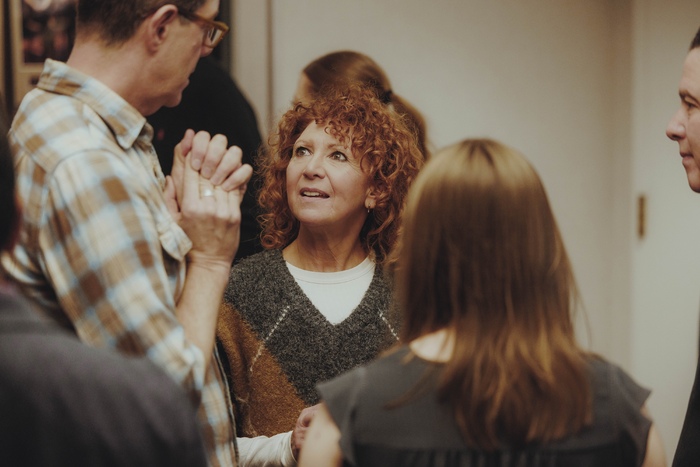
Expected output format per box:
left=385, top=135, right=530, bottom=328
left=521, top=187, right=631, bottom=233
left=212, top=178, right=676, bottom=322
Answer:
left=0, top=100, right=17, bottom=252
left=76, top=0, right=206, bottom=45
left=691, top=26, right=700, bottom=50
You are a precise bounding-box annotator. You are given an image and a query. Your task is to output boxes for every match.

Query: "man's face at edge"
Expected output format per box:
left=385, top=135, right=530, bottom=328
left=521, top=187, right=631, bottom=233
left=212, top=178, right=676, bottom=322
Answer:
left=667, top=48, right=700, bottom=192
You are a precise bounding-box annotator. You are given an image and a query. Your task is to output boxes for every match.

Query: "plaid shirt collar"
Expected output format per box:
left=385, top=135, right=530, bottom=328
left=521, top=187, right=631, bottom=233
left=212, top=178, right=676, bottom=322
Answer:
left=38, top=59, right=153, bottom=151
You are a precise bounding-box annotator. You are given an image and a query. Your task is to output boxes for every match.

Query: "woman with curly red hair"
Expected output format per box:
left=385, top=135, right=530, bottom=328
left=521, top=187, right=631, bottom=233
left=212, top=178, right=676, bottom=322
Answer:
left=216, top=84, right=424, bottom=463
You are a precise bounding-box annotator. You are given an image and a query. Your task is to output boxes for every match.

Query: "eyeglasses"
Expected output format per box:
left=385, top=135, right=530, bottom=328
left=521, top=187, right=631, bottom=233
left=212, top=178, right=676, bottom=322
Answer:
left=177, top=8, right=229, bottom=48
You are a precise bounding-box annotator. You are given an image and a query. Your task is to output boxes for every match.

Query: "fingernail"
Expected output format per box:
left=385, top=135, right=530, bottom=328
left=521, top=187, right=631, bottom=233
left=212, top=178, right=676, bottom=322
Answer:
left=192, top=158, right=202, bottom=170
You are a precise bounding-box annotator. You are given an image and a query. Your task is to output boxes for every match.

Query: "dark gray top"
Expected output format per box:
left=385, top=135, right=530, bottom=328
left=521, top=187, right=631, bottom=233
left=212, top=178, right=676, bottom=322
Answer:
left=0, top=288, right=208, bottom=467
left=319, top=345, right=651, bottom=467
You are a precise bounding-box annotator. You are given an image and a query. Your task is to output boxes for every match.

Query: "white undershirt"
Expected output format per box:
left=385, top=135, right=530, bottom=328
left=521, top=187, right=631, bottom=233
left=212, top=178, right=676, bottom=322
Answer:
left=286, top=256, right=375, bottom=324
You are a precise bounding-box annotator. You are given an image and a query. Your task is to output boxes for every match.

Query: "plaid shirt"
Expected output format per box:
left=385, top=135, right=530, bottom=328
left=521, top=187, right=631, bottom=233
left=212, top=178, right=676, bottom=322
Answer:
left=3, top=59, right=237, bottom=466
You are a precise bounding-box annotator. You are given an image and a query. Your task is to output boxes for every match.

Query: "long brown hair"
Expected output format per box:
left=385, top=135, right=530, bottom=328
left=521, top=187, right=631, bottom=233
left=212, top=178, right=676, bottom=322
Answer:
left=301, top=50, right=430, bottom=160
left=258, top=85, right=424, bottom=266
left=391, top=138, right=591, bottom=449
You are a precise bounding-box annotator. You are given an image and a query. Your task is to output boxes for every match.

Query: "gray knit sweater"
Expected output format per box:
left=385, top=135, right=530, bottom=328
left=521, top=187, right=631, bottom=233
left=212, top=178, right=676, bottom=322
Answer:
left=216, top=249, right=400, bottom=437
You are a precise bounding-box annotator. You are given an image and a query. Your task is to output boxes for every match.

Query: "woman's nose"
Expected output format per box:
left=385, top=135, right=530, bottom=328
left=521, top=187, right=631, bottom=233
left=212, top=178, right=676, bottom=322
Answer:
left=303, top=154, right=325, bottom=177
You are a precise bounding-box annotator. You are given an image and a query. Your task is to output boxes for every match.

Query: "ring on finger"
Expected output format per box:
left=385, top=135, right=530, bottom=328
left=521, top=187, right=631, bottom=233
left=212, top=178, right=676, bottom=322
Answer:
left=201, top=188, right=215, bottom=197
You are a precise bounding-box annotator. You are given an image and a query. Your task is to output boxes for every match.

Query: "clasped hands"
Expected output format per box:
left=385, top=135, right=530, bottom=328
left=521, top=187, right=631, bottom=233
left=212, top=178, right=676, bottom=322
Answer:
left=164, top=129, right=253, bottom=268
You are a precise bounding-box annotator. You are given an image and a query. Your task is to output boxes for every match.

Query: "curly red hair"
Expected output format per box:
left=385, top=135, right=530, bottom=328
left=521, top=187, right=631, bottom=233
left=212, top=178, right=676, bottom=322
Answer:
left=258, top=85, right=424, bottom=266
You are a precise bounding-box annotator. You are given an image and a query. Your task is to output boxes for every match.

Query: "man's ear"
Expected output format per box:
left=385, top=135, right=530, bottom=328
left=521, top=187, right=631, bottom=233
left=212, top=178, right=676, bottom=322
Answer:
left=142, top=5, right=179, bottom=52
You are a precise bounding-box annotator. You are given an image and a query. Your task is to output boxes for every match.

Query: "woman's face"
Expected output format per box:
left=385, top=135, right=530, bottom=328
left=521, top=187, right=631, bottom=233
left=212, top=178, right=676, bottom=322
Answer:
left=286, top=121, right=375, bottom=236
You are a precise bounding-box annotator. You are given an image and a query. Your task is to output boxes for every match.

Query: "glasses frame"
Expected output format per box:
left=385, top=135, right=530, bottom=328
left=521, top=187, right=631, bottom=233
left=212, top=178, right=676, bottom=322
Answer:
left=177, top=8, right=229, bottom=48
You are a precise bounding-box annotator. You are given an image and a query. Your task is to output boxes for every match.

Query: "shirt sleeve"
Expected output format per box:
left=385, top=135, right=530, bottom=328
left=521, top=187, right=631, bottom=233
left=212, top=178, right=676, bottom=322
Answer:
left=237, top=432, right=296, bottom=467
left=38, top=150, right=206, bottom=396
left=317, top=367, right=366, bottom=467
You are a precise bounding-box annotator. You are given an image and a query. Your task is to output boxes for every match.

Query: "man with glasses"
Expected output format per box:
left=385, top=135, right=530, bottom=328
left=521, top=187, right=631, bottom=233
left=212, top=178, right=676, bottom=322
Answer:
left=3, top=1, right=255, bottom=465
left=178, top=7, right=229, bottom=47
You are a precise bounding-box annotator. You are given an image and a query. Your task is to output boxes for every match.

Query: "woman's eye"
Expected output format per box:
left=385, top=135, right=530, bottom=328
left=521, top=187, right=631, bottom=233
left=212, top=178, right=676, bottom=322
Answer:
left=331, top=151, right=347, bottom=162
left=294, top=146, right=311, bottom=157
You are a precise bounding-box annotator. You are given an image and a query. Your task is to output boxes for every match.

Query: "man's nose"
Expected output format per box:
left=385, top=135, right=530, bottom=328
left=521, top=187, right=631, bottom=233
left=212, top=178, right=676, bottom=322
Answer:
left=667, top=109, right=685, bottom=141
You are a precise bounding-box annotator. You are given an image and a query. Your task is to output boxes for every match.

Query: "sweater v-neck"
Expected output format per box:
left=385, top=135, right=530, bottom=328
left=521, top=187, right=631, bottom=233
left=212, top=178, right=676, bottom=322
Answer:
left=224, top=249, right=399, bottom=404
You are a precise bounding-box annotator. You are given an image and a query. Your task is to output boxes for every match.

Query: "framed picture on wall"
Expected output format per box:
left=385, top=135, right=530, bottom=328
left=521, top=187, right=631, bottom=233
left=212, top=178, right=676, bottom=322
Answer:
left=9, top=0, right=76, bottom=111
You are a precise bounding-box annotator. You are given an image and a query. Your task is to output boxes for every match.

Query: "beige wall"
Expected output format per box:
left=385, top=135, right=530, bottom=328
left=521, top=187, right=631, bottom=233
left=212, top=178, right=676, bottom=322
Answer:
left=231, top=0, right=700, bottom=462
left=630, top=0, right=700, bottom=459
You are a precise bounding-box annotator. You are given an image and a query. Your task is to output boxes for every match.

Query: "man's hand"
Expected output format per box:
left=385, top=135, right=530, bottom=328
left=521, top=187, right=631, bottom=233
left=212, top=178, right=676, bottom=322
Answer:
left=168, top=147, right=252, bottom=267
left=292, top=404, right=321, bottom=460
left=167, top=129, right=252, bottom=237
left=164, top=131, right=252, bottom=363
left=172, top=129, right=248, bottom=193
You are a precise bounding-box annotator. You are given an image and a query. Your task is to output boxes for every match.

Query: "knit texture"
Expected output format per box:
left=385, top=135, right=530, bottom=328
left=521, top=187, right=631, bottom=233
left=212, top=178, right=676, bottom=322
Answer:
left=217, top=249, right=399, bottom=437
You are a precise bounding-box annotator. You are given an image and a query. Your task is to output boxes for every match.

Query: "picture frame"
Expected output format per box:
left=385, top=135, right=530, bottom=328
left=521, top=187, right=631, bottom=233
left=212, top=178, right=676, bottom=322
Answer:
left=9, top=0, right=76, bottom=111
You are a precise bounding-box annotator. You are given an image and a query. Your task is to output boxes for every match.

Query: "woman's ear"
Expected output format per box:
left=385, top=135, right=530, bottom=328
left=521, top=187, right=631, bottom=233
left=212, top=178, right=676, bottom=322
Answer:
left=364, top=188, right=378, bottom=211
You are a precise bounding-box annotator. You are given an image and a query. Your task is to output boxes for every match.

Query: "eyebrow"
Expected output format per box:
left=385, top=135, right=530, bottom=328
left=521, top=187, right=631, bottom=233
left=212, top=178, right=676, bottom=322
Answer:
left=326, top=143, right=349, bottom=151
left=294, top=139, right=349, bottom=151
left=680, top=90, right=699, bottom=103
